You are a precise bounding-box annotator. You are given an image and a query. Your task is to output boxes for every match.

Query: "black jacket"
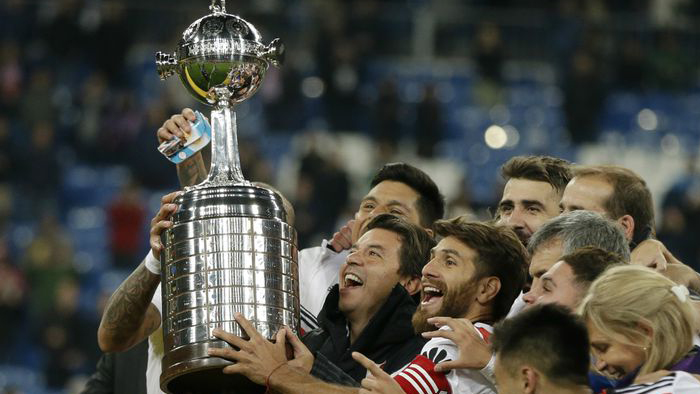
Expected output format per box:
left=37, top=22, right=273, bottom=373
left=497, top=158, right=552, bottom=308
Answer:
left=303, top=283, right=426, bottom=384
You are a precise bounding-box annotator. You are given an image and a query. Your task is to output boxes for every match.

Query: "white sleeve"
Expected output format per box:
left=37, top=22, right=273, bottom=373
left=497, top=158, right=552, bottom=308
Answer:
left=151, top=282, right=162, bottom=317
left=298, top=242, right=348, bottom=318
left=672, top=371, right=700, bottom=393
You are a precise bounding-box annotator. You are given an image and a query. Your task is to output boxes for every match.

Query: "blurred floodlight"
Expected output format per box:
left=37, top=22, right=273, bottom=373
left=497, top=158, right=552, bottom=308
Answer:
left=503, top=125, right=520, bottom=148
left=661, top=133, right=680, bottom=155
left=301, top=76, right=325, bottom=98
left=637, top=108, right=658, bottom=131
left=484, top=125, right=507, bottom=149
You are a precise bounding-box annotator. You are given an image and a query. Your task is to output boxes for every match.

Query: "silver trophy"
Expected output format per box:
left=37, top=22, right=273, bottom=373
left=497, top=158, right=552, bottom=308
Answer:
left=155, top=1, right=296, bottom=393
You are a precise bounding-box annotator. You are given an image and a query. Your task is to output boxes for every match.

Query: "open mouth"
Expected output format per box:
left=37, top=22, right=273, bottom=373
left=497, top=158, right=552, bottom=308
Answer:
left=344, top=273, right=364, bottom=288
left=421, top=285, right=444, bottom=305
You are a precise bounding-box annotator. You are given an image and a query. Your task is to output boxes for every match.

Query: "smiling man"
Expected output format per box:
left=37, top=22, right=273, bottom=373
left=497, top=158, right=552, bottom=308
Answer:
left=155, top=112, right=445, bottom=332
left=385, top=219, right=529, bottom=394
left=523, top=246, right=626, bottom=311
left=496, top=156, right=572, bottom=245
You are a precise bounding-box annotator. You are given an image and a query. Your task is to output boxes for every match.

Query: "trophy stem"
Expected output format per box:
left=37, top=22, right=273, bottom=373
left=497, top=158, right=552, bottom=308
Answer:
left=204, top=90, right=246, bottom=186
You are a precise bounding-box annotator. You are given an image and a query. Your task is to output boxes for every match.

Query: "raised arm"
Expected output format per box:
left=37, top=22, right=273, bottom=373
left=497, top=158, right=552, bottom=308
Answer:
left=156, top=108, right=210, bottom=187
left=97, top=191, right=180, bottom=352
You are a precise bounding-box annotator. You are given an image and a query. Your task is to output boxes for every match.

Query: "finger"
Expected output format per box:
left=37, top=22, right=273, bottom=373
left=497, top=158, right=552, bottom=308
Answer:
left=150, top=204, right=178, bottom=226
left=352, top=352, right=388, bottom=379
left=150, top=220, right=172, bottom=251
left=274, top=327, right=287, bottom=351
left=234, top=313, right=264, bottom=341
left=157, top=126, right=176, bottom=144
left=208, top=346, right=243, bottom=361
left=182, top=108, right=196, bottom=121
left=212, top=328, right=251, bottom=351
left=164, top=118, right=185, bottom=139
left=172, top=114, right=192, bottom=134
left=222, top=363, right=245, bottom=375
left=434, top=360, right=461, bottom=373
left=161, top=191, right=183, bottom=204
left=421, top=329, right=457, bottom=341
left=358, top=389, right=372, bottom=394
left=285, top=327, right=309, bottom=355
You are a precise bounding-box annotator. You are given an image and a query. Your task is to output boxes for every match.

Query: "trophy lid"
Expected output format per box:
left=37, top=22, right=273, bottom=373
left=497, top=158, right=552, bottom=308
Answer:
left=156, top=0, right=284, bottom=106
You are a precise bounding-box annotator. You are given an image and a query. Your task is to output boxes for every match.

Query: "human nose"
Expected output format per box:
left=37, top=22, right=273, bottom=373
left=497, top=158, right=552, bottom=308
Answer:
left=421, top=258, right=439, bottom=278
left=346, top=249, right=362, bottom=266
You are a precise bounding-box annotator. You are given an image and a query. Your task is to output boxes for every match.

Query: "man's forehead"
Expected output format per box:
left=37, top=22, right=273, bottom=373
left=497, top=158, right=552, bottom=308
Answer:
left=365, top=180, right=420, bottom=203
left=530, top=240, right=564, bottom=273
left=357, top=228, right=401, bottom=248
left=501, top=178, right=559, bottom=203
left=434, top=236, right=476, bottom=258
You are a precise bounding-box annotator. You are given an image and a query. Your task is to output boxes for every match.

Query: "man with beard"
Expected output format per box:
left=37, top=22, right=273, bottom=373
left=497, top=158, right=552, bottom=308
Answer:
left=156, top=112, right=445, bottom=331
left=496, top=155, right=572, bottom=245
left=352, top=219, right=529, bottom=394
left=208, top=213, right=436, bottom=391
left=208, top=219, right=526, bottom=394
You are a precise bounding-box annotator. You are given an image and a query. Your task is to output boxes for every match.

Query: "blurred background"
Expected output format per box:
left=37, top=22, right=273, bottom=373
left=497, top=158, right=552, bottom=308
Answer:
left=1, top=0, right=700, bottom=392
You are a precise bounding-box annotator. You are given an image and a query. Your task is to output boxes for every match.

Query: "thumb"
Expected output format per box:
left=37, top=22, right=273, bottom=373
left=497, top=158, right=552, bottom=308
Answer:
left=275, top=327, right=287, bottom=349
left=285, top=327, right=307, bottom=354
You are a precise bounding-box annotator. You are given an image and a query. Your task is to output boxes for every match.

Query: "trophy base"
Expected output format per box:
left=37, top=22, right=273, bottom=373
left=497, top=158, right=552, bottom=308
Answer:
left=161, top=358, right=264, bottom=394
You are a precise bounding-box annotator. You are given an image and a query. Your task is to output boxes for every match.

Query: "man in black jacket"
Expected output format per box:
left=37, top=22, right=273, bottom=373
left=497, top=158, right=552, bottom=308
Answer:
left=209, top=213, right=435, bottom=389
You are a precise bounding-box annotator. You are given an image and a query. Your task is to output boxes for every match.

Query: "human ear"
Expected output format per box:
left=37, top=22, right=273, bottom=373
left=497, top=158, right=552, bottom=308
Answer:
left=477, top=277, right=501, bottom=304
left=401, top=276, right=421, bottom=296
left=617, top=214, right=635, bottom=242
left=521, top=366, right=539, bottom=394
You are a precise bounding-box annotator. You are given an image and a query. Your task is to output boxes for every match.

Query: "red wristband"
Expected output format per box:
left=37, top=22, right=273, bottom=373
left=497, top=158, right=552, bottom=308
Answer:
left=265, top=362, right=286, bottom=393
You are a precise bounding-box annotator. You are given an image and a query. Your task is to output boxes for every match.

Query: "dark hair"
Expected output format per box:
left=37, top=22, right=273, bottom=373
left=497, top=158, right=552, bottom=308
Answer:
left=572, top=165, right=655, bottom=245
left=364, top=213, right=436, bottom=280
left=560, top=246, right=626, bottom=288
left=492, top=304, right=590, bottom=387
left=433, top=218, right=528, bottom=321
left=501, top=155, right=572, bottom=193
left=371, top=163, right=445, bottom=228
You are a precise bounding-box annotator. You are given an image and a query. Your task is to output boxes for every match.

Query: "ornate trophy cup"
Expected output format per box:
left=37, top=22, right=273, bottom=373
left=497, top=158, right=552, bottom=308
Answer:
left=155, top=1, right=296, bottom=393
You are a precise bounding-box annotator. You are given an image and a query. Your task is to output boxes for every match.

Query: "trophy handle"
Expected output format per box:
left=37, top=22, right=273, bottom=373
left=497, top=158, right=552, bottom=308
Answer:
left=203, top=87, right=245, bottom=186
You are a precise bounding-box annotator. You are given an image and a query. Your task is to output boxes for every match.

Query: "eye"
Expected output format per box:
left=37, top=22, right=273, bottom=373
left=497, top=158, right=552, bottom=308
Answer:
left=499, top=206, right=512, bottom=214
left=542, top=285, right=551, bottom=293
left=446, top=259, right=457, bottom=266
left=362, top=202, right=376, bottom=211
left=527, top=206, right=542, bottom=214
left=369, top=250, right=381, bottom=258
left=389, top=208, right=405, bottom=216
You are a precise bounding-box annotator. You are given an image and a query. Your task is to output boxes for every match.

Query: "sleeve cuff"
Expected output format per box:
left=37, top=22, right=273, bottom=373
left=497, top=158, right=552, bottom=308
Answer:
left=480, top=354, right=496, bottom=385
left=144, top=250, right=161, bottom=275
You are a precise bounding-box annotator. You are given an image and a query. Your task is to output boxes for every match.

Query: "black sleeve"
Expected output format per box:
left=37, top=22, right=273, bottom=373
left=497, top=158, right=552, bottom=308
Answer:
left=81, top=353, right=114, bottom=394
left=310, top=352, right=361, bottom=387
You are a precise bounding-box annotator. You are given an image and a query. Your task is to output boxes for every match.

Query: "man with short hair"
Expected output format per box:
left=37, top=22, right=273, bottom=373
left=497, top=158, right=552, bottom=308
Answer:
left=211, top=213, right=436, bottom=388
left=559, top=164, right=700, bottom=290
left=300, top=162, right=445, bottom=330
left=421, top=211, right=629, bottom=375
left=155, top=110, right=446, bottom=332
left=559, top=165, right=654, bottom=246
left=523, top=246, right=626, bottom=310
left=211, top=219, right=528, bottom=394
left=525, top=210, right=630, bottom=298
left=496, top=155, right=572, bottom=245
left=492, top=304, right=593, bottom=394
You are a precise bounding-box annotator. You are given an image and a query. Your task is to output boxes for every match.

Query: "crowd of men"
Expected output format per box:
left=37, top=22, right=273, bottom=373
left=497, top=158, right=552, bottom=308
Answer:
left=89, top=108, right=700, bottom=394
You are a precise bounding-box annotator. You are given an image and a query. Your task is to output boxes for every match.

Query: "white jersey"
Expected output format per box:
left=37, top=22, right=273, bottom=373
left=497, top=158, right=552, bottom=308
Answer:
left=298, top=241, right=348, bottom=332
left=146, top=283, right=165, bottom=394
left=610, top=371, right=700, bottom=393
left=391, top=323, right=496, bottom=394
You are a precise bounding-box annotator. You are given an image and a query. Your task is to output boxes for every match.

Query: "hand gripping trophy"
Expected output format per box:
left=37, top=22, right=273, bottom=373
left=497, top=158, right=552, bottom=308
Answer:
left=155, top=1, right=298, bottom=393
